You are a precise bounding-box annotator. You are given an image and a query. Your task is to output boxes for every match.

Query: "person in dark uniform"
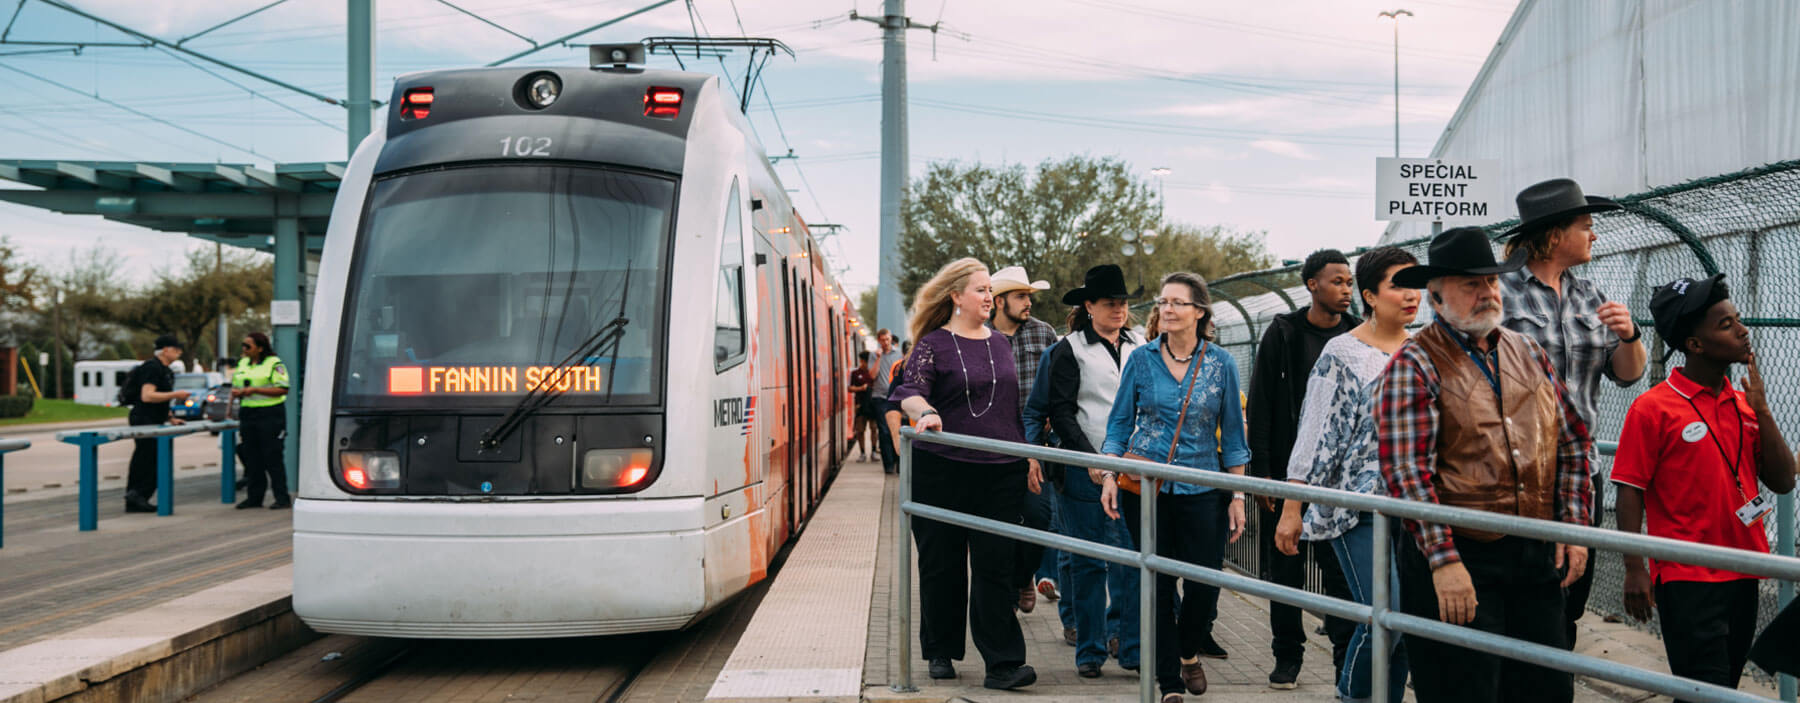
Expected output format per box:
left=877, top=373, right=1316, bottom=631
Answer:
left=233, top=332, right=291, bottom=509
left=125, top=335, right=191, bottom=513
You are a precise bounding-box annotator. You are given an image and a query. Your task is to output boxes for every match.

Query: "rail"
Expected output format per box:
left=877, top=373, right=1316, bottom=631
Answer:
left=0, top=438, right=30, bottom=549
left=892, top=428, right=1800, bottom=703
left=55, top=420, right=241, bottom=530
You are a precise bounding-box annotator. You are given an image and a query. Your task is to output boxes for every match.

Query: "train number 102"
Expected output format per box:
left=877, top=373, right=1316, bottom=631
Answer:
left=500, top=136, right=552, bottom=157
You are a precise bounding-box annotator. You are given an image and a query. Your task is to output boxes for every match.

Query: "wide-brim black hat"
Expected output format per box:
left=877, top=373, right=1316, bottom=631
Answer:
left=1502, top=178, right=1622, bottom=237
left=1062, top=264, right=1132, bottom=305
left=1391, top=226, right=1525, bottom=289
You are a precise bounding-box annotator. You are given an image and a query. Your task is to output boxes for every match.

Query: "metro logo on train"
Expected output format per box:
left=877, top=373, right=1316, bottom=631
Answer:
left=386, top=365, right=607, bottom=394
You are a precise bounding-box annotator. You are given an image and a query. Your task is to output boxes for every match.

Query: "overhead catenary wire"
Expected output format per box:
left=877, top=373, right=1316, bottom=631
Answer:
left=153, top=46, right=344, bottom=133
left=0, top=59, right=265, bottom=159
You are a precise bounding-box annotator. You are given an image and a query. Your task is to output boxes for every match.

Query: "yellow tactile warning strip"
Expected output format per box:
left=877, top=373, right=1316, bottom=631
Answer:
left=705, top=462, right=885, bottom=701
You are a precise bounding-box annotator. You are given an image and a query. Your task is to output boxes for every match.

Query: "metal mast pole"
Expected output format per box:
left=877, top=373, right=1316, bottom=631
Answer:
left=1379, top=9, right=1411, bottom=159
left=877, top=0, right=909, bottom=337
left=347, top=0, right=375, bottom=157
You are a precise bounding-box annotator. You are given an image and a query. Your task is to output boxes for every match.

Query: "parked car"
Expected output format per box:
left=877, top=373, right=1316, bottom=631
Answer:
left=170, top=373, right=220, bottom=420
left=202, top=383, right=239, bottom=425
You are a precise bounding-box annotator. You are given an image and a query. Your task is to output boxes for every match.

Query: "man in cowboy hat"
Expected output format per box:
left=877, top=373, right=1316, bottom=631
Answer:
left=1498, top=178, right=1647, bottom=647
left=1376, top=226, right=1595, bottom=703
left=987, top=265, right=1064, bottom=615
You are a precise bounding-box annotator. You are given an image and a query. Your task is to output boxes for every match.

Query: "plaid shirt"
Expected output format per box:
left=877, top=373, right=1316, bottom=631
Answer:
left=1376, top=323, right=1594, bottom=569
left=992, top=316, right=1058, bottom=417
left=1501, top=268, right=1640, bottom=454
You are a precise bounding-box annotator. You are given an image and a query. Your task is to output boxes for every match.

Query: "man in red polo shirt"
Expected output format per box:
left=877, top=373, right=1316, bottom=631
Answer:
left=1611, top=274, right=1797, bottom=699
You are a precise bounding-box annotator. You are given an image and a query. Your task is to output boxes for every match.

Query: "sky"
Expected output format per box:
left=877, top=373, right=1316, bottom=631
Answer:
left=0, top=0, right=1519, bottom=297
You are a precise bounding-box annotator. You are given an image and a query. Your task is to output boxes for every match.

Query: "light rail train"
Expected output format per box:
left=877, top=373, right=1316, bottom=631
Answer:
left=293, top=46, right=857, bottom=638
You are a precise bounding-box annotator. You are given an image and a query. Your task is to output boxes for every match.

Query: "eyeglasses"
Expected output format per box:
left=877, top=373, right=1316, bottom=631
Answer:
left=1152, top=299, right=1203, bottom=310
left=240, top=343, right=253, bottom=349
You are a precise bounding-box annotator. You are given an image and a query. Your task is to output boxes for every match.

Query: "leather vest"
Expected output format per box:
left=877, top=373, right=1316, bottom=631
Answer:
left=1414, top=324, right=1561, bottom=541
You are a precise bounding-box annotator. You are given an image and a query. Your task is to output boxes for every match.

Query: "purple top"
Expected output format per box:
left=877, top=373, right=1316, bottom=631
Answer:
left=889, top=327, right=1025, bottom=464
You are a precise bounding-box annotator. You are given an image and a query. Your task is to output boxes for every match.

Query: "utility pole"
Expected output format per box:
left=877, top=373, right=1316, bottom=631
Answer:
left=853, top=1, right=935, bottom=339
left=347, top=0, right=376, bottom=157
left=50, top=287, right=62, bottom=400
left=216, top=242, right=227, bottom=373
left=1378, top=9, right=1411, bottom=158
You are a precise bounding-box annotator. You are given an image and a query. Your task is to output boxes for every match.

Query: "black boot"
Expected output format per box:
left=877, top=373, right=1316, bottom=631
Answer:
left=124, top=491, right=156, bottom=513
left=236, top=497, right=263, bottom=509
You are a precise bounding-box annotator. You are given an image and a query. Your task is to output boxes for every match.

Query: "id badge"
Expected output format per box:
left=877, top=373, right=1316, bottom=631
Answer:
left=1737, top=493, right=1774, bottom=526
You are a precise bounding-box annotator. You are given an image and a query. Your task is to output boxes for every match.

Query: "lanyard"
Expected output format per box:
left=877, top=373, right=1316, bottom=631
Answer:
left=1674, top=381, right=1749, bottom=501
left=1438, top=318, right=1502, bottom=398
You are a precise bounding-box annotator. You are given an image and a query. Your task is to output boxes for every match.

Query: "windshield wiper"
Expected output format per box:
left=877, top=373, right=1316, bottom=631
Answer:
left=479, top=265, right=632, bottom=450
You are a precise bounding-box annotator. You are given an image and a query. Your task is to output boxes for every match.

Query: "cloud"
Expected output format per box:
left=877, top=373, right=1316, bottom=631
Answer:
left=1249, top=139, right=1318, bottom=160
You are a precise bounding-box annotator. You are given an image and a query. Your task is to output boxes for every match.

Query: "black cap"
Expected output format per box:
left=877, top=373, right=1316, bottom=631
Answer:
left=1649, top=273, right=1728, bottom=360
left=153, top=334, right=184, bottom=351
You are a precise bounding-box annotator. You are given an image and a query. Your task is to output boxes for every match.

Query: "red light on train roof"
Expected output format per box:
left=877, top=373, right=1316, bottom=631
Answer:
left=644, top=87, right=682, bottom=119
left=400, top=87, right=434, bottom=120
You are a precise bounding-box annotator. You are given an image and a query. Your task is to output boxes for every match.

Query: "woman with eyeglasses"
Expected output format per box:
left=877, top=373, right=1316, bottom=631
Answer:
left=891, top=257, right=1037, bottom=692
left=1098, top=272, right=1250, bottom=703
left=232, top=332, right=291, bottom=509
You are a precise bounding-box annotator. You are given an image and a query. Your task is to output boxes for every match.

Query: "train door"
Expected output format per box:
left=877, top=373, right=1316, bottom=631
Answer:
left=799, top=280, right=815, bottom=512
left=779, top=264, right=799, bottom=537
left=754, top=235, right=785, bottom=543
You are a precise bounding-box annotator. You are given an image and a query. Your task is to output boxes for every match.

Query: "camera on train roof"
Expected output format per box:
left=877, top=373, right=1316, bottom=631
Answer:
left=590, top=43, right=647, bottom=70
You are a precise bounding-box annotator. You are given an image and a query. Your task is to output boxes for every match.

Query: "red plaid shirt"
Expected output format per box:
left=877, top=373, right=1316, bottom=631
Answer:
left=1376, top=325, right=1593, bottom=569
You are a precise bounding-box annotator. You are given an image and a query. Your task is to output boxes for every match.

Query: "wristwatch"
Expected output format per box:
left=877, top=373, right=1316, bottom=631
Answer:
left=917, top=408, right=938, bottom=421
left=1101, top=470, right=1117, bottom=482
left=1232, top=492, right=1246, bottom=501
left=1621, top=324, right=1642, bottom=343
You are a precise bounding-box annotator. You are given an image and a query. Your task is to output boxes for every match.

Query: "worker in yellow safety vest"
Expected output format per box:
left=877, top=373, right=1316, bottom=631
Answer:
left=233, top=331, right=291, bottom=509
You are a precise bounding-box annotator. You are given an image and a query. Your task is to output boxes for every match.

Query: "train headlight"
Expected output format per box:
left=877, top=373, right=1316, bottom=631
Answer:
left=339, top=450, right=401, bottom=492
left=526, top=74, right=560, bottom=108
left=581, top=448, right=654, bottom=489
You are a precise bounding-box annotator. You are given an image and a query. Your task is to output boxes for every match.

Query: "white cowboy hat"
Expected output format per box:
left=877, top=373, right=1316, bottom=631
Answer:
left=990, top=265, right=1050, bottom=295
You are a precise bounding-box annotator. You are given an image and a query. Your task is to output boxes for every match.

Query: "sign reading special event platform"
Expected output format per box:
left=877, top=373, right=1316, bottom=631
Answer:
left=1375, top=158, right=1504, bottom=222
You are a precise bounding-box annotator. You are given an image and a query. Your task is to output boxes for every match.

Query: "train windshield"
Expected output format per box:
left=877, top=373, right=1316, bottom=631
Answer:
left=336, top=164, right=672, bottom=409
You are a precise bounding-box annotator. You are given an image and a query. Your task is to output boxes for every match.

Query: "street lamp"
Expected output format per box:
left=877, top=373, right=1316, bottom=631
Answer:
left=1378, top=9, right=1412, bottom=158
left=1149, top=166, right=1171, bottom=217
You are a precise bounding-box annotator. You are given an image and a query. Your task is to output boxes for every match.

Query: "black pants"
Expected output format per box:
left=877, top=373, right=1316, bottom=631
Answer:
left=876, top=403, right=899, bottom=473
left=1400, top=534, right=1571, bottom=703
left=910, top=449, right=1027, bottom=672
left=1658, top=578, right=1760, bottom=702
left=1257, top=503, right=1356, bottom=666
left=238, top=405, right=289, bottom=504
left=1120, top=489, right=1229, bottom=695
left=1562, top=472, right=1605, bottom=648
left=126, top=413, right=161, bottom=500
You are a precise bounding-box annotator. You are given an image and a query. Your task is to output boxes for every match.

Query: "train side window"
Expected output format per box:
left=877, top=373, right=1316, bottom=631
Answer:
left=714, top=178, right=747, bottom=371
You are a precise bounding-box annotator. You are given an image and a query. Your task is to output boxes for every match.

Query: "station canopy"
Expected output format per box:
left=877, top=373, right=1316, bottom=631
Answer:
left=0, top=159, right=343, bottom=253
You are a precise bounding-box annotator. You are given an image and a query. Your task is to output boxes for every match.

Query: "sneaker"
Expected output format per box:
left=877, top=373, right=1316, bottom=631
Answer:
left=1016, top=586, right=1036, bottom=613
left=1108, top=636, right=1120, bottom=660
left=1268, top=658, right=1301, bottom=690
left=1063, top=627, right=1077, bottom=647
left=928, top=657, right=955, bottom=680
left=983, top=664, right=1036, bottom=690
left=269, top=499, right=292, bottom=510
left=1179, top=659, right=1207, bottom=695
left=124, top=497, right=156, bottom=513
left=235, top=498, right=262, bottom=510
left=1160, top=693, right=1183, bottom=703
left=1036, top=577, right=1061, bottom=602
left=1194, top=633, right=1228, bottom=659
left=1077, top=661, right=1102, bottom=678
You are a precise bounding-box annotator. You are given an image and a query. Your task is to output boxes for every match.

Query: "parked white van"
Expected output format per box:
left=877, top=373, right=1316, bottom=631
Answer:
left=73, top=360, right=143, bottom=407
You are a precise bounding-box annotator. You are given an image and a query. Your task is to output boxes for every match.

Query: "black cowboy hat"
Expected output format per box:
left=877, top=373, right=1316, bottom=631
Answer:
left=1502, top=178, right=1622, bottom=237
left=1062, top=264, right=1132, bottom=305
left=1392, top=226, right=1525, bottom=289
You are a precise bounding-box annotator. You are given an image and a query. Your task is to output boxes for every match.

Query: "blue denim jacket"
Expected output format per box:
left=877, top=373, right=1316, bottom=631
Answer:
left=1101, top=336, right=1250, bottom=494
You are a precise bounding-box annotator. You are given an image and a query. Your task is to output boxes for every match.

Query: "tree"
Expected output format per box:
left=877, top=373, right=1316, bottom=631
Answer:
left=0, top=236, right=35, bottom=312
left=106, top=248, right=274, bottom=367
left=857, top=288, right=878, bottom=331
left=898, top=156, right=1276, bottom=320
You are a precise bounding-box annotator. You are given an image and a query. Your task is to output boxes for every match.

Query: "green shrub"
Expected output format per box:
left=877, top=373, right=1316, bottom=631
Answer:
left=0, top=394, right=33, bottom=419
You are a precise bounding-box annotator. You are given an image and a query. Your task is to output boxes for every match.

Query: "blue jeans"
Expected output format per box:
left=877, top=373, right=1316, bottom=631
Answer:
left=1039, top=483, right=1076, bottom=630
left=1331, top=516, right=1409, bottom=703
left=1059, top=476, right=1140, bottom=668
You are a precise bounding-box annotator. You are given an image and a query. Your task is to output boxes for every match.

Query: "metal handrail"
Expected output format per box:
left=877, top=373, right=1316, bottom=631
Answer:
left=0, top=438, right=30, bottom=549
left=56, top=420, right=242, bottom=529
left=892, top=428, right=1797, bottom=703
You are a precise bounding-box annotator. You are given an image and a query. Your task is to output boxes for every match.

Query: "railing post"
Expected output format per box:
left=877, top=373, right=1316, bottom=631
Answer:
left=155, top=434, right=175, bottom=516
left=0, top=452, right=6, bottom=549
left=892, top=431, right=916, bottom=693
left=1372, top=511, right=1392, bottom=703
left=77, top=434, right=99, bottom=531
left=220, top=426, right=237, bottom=504
left=1780, top=491, right=1796, bottom=702
left=1139, top=484, right=1156, bottom=703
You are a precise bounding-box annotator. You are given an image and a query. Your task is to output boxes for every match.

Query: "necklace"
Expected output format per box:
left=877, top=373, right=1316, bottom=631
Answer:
left=1163, top=335, right=1199, bottom=363
left=949, top=329, right=998, bottom=418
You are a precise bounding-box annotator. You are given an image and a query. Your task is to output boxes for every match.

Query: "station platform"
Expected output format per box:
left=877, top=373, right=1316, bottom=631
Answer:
left=702, top=457, right=1773, bottom=703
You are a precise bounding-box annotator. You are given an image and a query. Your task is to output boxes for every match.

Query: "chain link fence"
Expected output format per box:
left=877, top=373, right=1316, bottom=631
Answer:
left=1198, top=159, right=1800, bottom=681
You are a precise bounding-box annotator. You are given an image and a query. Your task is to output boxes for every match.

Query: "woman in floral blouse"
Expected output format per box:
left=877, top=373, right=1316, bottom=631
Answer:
left=1274, top=246, right=1419, bottom=703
